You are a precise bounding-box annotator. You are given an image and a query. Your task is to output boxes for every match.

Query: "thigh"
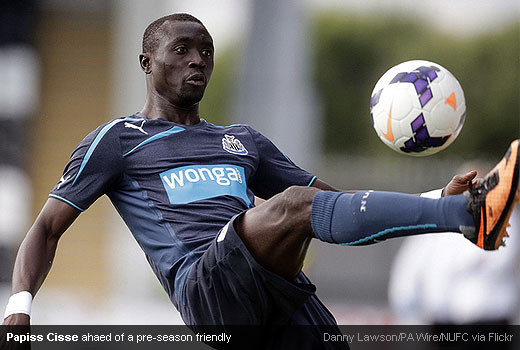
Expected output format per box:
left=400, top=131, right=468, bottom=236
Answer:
left=235, top=186, right=320, bottom=279
left=179, top=213, right=315, bottom=327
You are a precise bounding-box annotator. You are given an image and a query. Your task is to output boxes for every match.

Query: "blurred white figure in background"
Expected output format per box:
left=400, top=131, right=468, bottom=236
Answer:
left=389, top=162, right=520, bottom=325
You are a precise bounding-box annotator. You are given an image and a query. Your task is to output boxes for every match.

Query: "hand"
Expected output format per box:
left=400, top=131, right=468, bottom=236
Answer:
left=442, top=170, right=479, bottom=196
left=1, top=314, right=31, bottom=350
left=2, top=314, right=30, bottom=326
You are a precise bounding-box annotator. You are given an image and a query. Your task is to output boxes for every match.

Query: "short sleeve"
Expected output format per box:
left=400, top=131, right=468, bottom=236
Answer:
left=247, top=127, right=316, bottom=199
left=49, top=120, right=124, bottom=211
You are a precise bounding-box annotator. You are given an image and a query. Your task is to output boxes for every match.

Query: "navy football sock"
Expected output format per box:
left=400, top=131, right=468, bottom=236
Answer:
left=311, top=190, right=474, bottom=245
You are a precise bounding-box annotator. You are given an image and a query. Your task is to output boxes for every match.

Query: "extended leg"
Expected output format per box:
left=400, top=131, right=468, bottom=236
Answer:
left=236, top=140, right=519, bottom=278
left=235, top=184, right=475, bottom=279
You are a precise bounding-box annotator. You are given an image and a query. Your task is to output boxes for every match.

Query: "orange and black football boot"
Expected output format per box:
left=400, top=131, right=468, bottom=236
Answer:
left=463, top=140, right=519, bottom=250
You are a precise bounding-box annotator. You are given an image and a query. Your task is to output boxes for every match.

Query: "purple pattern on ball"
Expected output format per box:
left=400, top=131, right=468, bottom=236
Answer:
left=390, top=72, right=407, bottom=84
left=370, top=89, right=383, bottom=110
left=389, top=65, right=440, bottom=108
left=416, top=127, right=429, bottom=141
left=455, top=112, right=466, bottom=134
left=400, top=113, right=451, bottom=153
left=419, top=89, right=433, bottom=106
left=411, top=114, right=425, bottom=131
left=402, top=73, right=417, bottom=83
left=427, top=69, right=438, bottom=81
left=414, top=79, right=428, bottom=95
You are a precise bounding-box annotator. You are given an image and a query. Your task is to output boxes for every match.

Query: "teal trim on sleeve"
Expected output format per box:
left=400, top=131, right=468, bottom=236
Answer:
left=307, top=176, right=317, bottom=187
left=72, top=117, right=142, bottom=185
left=49, top=194, right=86, bottom=212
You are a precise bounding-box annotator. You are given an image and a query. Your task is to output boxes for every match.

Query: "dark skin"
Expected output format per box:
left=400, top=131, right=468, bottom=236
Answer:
left=2, top=20, right=477, bottom=326
left=139, top=20, right=214, bottom=124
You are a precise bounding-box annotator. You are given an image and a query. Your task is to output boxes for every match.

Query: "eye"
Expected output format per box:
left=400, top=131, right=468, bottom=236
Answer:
left=201, top=49, right=213, bottom=57
left=174, top=46, right=187, bottom=54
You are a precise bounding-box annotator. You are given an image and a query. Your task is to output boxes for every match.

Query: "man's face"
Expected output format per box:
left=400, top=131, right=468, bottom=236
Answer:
left=148, top=20, right=214, bottom=107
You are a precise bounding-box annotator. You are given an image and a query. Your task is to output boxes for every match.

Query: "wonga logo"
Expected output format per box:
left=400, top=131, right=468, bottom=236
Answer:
left=160, top=164, right=251, bottom=206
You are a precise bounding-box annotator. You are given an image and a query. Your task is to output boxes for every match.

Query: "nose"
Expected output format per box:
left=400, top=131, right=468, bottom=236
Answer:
left=188, top=52, right=206, bottom=69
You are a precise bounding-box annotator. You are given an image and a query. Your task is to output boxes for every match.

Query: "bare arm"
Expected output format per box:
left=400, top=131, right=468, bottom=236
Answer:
left=311, top=179, right=341, bottom=192
left=2, top=198, right=80, bottom=325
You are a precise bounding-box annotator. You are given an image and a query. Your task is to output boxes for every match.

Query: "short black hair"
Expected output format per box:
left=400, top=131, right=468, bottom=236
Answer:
left=142, top=13, right=208, bottom=54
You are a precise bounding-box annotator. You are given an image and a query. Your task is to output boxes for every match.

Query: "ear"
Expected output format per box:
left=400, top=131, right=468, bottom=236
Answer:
left=139, top=53, right=152, bottom=74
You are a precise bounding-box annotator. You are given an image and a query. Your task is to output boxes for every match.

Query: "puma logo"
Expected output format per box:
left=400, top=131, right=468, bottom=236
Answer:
left=124, top=120, right=148, bottom=135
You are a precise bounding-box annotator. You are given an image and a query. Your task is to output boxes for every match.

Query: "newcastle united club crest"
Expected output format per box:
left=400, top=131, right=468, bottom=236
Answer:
left=222, top=134, right=248, bottom=155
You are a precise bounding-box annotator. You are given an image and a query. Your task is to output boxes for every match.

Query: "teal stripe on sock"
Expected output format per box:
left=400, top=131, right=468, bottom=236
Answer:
left=340, top=224, right=438, bottom=246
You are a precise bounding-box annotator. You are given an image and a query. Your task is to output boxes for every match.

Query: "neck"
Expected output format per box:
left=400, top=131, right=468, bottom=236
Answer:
left=141, top=92, right=201, bottom=125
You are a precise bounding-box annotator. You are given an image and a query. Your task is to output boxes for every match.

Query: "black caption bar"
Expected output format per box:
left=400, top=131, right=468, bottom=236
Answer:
left=0, top=325, right=518, bottom=350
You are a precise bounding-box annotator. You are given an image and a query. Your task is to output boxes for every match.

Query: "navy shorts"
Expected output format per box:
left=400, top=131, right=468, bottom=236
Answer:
left=178, top=214, right=349, bottom=349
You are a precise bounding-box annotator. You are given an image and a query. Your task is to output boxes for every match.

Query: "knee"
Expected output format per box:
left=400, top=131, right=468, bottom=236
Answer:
left=278, top=186, right=319, bottom=219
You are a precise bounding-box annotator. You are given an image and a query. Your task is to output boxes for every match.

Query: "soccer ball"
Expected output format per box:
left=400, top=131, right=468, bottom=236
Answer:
left=369, top=60, right=466, bottom=156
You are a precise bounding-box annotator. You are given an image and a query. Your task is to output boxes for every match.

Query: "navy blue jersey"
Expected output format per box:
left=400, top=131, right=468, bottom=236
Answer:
left=50, top=113, right=316, bottom=307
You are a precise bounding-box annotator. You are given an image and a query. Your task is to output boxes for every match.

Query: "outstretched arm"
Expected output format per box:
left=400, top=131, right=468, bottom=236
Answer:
left=2, top=198, right=80, bottom=325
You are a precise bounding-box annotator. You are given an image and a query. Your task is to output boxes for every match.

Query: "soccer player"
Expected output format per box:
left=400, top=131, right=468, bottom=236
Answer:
left=2, top=13, right=519, bottom=349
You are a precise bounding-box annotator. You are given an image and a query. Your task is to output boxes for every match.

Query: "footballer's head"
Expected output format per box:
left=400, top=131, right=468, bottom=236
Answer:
left=140, top=14, right=214, bottom=107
